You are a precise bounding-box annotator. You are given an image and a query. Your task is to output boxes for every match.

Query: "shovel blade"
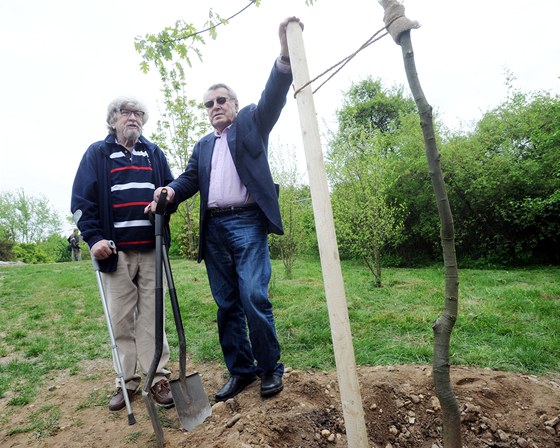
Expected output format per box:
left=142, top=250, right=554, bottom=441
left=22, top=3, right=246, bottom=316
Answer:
left=169, top=372, right=212, bottom=431
left=142, top=391, right=165, bottom=448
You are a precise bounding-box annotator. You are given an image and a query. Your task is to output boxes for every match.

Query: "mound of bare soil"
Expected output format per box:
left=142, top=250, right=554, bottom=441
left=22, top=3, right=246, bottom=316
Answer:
left=1, top=360, right=559, bottom=447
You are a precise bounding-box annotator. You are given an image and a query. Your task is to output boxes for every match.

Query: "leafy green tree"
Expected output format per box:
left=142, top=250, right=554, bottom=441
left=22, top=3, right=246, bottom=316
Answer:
left=134, top=1, right=315, bottom=75
left=385, top=113, right=442, bottom=264
left=269, top=144, right=311, bottom=278
left=0, top=228, right=15, bottom=260
left=297, top=184, right=319, bottom=256
left=0, top=189, right=62, bottom=244
left=336, top=77, right=417, bottom=142
left=148, top=64, right=210, bottom=260
left=12, top=243, right=49, bottom=264
left=442, top=89, right=560, bottom=265
left=328, top=125, right=406, bottom=287
left=135, top=2, right=260, bottom=75
left=327, top=78, right=414, bottom=285
left=42, top=234, right=75, bottom=263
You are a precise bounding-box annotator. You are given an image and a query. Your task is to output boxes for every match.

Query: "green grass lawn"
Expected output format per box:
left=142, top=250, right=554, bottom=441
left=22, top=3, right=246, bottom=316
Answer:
left=0, top=258, right=558, bottom=408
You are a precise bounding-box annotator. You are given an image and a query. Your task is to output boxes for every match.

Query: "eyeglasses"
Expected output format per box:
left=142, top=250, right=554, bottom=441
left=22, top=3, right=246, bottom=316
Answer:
left=120, top=109, right=145, bottom=118
left=204, top=96, right=228, bottom=109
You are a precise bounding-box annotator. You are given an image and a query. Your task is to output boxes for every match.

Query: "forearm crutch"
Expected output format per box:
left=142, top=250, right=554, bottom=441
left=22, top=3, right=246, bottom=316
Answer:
left=92, top=242, right=136, bottom=425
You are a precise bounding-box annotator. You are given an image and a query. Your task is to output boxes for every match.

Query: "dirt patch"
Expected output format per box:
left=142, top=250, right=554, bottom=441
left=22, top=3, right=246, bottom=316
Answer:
left=1, top=360, right=559, bottom=447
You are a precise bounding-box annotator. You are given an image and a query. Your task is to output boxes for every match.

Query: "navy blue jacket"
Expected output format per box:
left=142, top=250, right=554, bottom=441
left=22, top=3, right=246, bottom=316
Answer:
left=168, top=62, right=292, bottom=262
left=71, top=134, right=175, bottom=272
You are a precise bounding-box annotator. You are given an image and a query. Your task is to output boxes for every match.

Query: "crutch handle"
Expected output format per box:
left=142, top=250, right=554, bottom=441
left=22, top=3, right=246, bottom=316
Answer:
left=91, top=240, right=116, bottom=271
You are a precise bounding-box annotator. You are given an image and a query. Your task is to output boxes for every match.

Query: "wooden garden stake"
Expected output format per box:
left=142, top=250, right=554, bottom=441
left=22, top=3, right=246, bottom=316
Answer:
left=286, top=22, right=369, bottom=448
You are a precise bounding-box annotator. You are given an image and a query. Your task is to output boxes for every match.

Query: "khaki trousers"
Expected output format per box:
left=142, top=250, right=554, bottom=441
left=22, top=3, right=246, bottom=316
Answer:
left=101, top=249, right=170, bottom=390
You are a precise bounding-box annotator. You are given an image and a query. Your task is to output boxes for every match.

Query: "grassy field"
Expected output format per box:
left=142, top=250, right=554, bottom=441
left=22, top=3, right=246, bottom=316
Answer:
left=0, top=258, right=559, bottom=407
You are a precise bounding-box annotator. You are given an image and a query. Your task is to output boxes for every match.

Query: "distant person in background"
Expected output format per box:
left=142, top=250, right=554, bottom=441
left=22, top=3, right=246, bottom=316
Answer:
left=67, top=229, right=82, bottom=261
left=71, top=96, right=176, bottom=412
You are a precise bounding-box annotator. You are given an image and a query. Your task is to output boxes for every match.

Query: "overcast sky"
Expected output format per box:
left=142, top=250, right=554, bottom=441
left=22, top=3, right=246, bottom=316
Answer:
left=1, top=0, right=558, bottom=234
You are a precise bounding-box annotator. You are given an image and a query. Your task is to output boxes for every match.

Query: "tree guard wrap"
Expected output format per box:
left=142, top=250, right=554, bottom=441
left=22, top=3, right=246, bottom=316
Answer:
left=379, top=0, right=420, bottom=44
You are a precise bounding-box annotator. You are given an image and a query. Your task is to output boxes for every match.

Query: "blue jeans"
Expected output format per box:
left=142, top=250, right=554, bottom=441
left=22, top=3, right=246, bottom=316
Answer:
left=204, top=208, right=283, bottom=378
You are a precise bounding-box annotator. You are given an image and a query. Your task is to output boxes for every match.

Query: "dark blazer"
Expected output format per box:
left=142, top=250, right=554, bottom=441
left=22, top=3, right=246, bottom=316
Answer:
left=169, top=62, right=292, bottom=262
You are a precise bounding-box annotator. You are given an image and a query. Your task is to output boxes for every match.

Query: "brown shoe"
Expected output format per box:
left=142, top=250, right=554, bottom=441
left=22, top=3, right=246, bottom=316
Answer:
left=109, top=387, right=136, bottom=412
left=151, top=379, right=174, bottom=408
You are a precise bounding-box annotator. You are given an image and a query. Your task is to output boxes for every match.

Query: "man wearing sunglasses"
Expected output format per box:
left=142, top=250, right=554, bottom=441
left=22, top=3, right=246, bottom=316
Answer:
left=149, top=17, right=304, bottom=401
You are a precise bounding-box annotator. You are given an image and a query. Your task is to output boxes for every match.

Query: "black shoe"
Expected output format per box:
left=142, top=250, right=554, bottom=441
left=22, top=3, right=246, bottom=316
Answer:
left=260, top=373, right=283, bottom=397
left=215, top=376, right=256, bottom=402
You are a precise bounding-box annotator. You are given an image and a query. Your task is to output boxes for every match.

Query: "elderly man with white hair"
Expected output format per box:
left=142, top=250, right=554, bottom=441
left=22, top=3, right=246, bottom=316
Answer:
left=71, top=96, right=175, bottom=412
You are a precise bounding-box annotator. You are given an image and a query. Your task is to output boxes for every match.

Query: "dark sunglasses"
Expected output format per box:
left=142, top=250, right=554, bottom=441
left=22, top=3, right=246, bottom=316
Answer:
left=204, top=96, right=228, bottom=109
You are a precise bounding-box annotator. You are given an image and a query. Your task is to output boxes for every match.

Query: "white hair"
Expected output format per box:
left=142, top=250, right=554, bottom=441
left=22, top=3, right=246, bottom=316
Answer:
left=106, top=96, right=149, bottom=133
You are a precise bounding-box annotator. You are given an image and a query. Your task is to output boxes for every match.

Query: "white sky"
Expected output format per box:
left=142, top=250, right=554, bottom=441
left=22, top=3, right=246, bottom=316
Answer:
left=1, top=0, right=559, bottom=235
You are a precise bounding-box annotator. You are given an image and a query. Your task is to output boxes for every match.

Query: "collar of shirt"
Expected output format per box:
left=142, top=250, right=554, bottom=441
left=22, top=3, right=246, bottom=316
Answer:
left=214, top=123, right=233, bottom=138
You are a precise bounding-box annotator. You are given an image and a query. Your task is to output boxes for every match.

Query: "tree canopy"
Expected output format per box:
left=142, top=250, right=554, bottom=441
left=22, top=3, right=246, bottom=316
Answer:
left=0, top=189, right=62, bottom=244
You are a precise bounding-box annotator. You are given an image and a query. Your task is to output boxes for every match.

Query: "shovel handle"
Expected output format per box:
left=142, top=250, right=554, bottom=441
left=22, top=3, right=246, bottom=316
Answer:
left=162, top=244, right=187, bottom=379
left=155, top=188, right=168, bottom=215
left=144, top=193, right=166, bottom=395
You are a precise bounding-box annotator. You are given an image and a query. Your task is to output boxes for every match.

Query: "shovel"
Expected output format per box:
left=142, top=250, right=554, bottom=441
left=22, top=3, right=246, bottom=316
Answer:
left=142, top=190, right=168, bottom=448
left=161, top=229, right=212, bottom=431
left=143, top=188, right=211, bottom=446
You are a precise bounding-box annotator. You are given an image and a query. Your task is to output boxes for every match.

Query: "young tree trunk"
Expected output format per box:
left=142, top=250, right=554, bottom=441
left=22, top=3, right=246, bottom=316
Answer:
left=398, top=30, right=462, bottom=447
left=374, top=247, right=382, bottom=288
